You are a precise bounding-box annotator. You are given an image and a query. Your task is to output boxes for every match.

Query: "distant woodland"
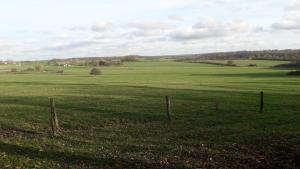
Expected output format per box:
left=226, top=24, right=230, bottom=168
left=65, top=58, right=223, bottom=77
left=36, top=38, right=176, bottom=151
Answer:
left=16, top=49, right=300, bottom=66
left=169, top=49, right=300, bottom=61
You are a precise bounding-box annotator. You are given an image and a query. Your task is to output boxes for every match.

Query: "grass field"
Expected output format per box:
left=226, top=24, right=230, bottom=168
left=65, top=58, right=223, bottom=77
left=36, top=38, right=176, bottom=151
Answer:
left=0, top=60, right=299, bottom=168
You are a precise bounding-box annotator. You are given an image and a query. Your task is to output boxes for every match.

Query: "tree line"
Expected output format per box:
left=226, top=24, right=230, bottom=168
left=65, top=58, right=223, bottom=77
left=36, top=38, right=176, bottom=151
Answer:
left=172, top=49, right=300, bottom=61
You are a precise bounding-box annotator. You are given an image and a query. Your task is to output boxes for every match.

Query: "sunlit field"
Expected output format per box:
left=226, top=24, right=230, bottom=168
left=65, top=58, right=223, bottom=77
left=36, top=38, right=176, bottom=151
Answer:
left=0, top=60, right=299, bottom=168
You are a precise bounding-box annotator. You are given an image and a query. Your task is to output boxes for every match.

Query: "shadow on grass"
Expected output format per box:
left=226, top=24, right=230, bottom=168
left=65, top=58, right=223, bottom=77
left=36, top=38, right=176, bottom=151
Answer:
left=0, top=141, right=166, bottom=168
left=190, top=72, right=287, bottom=78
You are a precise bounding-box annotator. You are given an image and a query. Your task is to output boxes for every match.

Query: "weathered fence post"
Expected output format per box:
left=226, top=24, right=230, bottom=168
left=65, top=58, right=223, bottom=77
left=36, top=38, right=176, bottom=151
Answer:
left=260, top=91, right=264, bottom=113
left=295, top=152, right=300, bottom=168
left=165, top=96, right=171, bottom=122
left=214, top=100, right=220, bottom=111
left=50, top=98, right=59, bottom=136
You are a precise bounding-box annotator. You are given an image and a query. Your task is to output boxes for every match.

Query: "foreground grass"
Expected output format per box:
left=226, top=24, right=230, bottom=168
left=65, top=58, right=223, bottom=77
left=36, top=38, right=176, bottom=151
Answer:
left=0, top=60, right=299, bottom=168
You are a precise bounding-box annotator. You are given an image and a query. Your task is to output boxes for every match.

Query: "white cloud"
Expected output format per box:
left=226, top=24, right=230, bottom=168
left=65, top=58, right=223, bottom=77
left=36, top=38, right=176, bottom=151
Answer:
left=0, top=0, right=299, bottom=60
left=128, top=20, right=170, bottom=31
left=170, top=17, right=250, bottom=41
left=285, top=1, right=300, bottom=11
left=67, top=26, right=87, bottom=31
left=272, top=16, right=300, bottom=30
left=272, top=1, right=300, bottom=31
left=168, top=15, right=184, bottom=21
left=125, top=0, right=197, bottom=10
left=170, top=27, right=225, bottom=41
left=126, top=20, right=171, bottom=38
left=42, top=40, right=100, bottom=51
left=91, top=21, right=114, bottom=32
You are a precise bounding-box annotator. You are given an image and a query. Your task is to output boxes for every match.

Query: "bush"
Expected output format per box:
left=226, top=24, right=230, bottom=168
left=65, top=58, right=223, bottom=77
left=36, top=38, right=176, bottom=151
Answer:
left=98, top=60, right=123, bottom=66
left=90, top=68, right=101, bottom=75
left=35, top=64, right=43, bottom=72
left=99, top=60, right=108, bottom=66
left=274, top=61, right=300, bottom=69
left=22, top=67, right=34, bottom=72
left=114, top=60, right=123, bottom=66
left=48, top=59, right=60, bottom=66
left=248, top=64, right=257, bottom=67
left=226, top=60, right=237, bottom=66
left=57, top=70, right=64, bottom=74
left=10, top=68, right=18, bottom=73
left=121, top=55, right=140, bottom=62
left=287, top=71, right=300, bottom=76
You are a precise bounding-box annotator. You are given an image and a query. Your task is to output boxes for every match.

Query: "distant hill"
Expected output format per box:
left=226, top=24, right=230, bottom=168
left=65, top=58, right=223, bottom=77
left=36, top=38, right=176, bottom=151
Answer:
left=163, top=49, right=300, bottom=61
left=17, top=49, right=300, bottom=63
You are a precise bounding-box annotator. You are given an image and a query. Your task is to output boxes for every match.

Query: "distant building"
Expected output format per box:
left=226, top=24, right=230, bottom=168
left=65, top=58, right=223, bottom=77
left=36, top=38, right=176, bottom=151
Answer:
left=59, top=63, right=71, bottom=68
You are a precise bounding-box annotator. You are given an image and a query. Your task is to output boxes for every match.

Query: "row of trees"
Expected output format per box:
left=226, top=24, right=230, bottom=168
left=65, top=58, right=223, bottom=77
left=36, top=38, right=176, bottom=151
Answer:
left=48, top=55, right=141, bottom=67
left=175, top=50, right=300, bottom=61
left=10, top=64, right=102, bottom=76
left=0, top=60, right=16, bottom=65
left=10, top=65, right=43, bottom=73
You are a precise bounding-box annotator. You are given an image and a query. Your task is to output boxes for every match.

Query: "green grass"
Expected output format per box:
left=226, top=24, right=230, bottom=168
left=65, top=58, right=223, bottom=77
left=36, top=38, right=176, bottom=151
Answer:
left=0, top=60, right=299, bottom=168
left=193, top=59, right=291, bottom=67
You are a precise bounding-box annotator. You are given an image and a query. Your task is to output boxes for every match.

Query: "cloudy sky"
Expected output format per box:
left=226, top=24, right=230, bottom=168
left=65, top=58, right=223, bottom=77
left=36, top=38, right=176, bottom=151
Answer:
left=0, top=0, right=299, bottom=60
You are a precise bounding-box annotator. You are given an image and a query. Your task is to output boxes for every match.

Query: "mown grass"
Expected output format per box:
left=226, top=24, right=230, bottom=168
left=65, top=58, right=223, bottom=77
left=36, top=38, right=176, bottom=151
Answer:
left=0, top=60, right=299, bottom=168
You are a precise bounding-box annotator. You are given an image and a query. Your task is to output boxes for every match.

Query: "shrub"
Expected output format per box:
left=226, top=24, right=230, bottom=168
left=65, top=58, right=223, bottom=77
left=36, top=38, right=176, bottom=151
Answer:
left=121, top=55, right=140, bottom=62
left=23, top=67, right=34, bottom=72
left=35, top=64, right=43, bottom=72
left=57, top=70, right=64, bottom=74
left=84, top=60, right=99, bottom=67
left=248, top=64, right=257, bottom=67
left=98, top=60, right=123, bottom=66
left=90, top=68, right=101, bottom=75
left=274, top=61, right=300, bottom=69
left=110, top=60, right=123, bottom=66
left=226, top=60, right=237, bottom=66
left=287, top=71, right=300, bottom=76
left=48, top=59, right=60, bottom=66
left=10, top=68, right=18, bottom=73
left=99, top=60, right=108, bottom=66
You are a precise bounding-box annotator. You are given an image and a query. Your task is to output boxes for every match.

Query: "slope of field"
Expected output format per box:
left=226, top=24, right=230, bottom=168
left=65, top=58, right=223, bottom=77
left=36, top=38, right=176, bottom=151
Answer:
left=0, top=60, right=299, bottom=168
left=187, top=60, right=291, bottom=67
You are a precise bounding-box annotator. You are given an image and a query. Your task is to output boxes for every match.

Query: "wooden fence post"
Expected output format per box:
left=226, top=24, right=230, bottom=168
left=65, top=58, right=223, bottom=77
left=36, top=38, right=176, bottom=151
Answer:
left=165, top=96, right=171, bottom=121
left=214, top=100, right=220, bottom=111
left=260, top=91, right=264, bottom=113
left=50, top=98, right=59, bottom=136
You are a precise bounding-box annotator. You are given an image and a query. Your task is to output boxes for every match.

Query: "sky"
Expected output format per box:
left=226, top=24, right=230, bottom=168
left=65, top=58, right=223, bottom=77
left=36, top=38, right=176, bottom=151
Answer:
left=0, top=0, right=299, bottom=60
